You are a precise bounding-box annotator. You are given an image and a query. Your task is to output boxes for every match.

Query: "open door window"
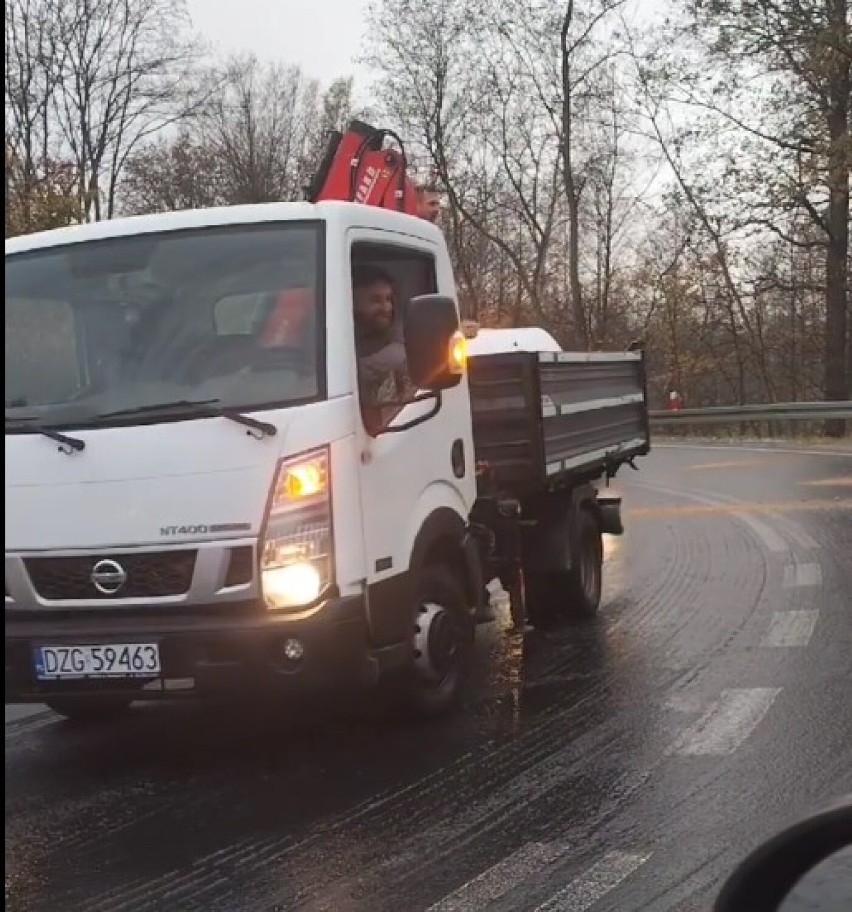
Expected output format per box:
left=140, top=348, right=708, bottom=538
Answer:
left=350, top=242, right=438, bottom=435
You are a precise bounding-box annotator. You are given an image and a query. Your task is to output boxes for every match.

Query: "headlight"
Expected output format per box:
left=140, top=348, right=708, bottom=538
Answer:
left=261, top=447, right=332, bottom=609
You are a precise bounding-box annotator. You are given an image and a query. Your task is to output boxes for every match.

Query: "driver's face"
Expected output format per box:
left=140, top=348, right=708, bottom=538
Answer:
left=354, top=279, right=395, bottom=335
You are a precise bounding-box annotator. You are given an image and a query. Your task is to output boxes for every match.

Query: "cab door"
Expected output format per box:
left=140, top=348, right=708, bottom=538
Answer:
left=347, top=230, right=476, bottom=646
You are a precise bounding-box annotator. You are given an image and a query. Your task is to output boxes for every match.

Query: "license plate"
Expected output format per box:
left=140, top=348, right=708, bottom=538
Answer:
left=33, top=643, right=161, bottom=681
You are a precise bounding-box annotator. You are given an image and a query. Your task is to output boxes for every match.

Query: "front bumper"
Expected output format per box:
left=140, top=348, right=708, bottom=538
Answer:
left=5, top=595, right=405, bottom=702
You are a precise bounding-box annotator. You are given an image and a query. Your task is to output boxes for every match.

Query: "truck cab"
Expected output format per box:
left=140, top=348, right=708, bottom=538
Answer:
left=5, top=202, right=483, bottom=719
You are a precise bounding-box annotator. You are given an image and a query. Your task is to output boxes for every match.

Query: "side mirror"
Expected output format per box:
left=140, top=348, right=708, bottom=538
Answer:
left=404, top=294, right=464, bottom=391
left=714, top=796, right=852, bottom=912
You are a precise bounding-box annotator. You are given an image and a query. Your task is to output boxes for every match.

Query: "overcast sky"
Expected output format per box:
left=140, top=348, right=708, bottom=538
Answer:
left=185, top=0, right=374, bottom=87
left=184, top=0, right=669, bottom=110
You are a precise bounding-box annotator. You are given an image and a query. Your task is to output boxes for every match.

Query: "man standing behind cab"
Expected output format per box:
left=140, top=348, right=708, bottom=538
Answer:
left=415, top=181, right=442, bottom=225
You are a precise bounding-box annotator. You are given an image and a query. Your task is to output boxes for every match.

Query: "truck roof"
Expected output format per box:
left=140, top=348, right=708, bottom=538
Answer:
left=5, top=200, right=443, bottom=256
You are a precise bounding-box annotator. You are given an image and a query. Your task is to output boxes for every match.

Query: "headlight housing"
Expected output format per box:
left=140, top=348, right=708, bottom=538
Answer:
left=261, top=447, right=333, bottom=609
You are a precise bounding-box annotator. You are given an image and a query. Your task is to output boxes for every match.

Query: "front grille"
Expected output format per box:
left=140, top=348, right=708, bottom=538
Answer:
left=24, top=551, right=197, bottom=600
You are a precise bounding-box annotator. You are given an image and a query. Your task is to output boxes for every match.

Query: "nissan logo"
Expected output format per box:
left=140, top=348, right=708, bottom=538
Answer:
left=90, top=559, right=128, bottom=595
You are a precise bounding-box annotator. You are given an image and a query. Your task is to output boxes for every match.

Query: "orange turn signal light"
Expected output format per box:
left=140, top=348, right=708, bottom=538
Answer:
left=448, top=331, right=467, bottom=375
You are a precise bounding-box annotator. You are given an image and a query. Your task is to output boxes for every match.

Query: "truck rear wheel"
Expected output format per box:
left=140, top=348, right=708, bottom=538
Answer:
left=402, top=564, right=473, bottom=717
left=525, top=508, right=603, bottom=628
left=46, top=695, right=133, bottom=723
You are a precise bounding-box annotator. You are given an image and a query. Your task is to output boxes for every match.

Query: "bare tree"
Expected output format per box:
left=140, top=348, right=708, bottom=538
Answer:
left=366, top=0, right=638, bottom=340
left=5, top=0, right=74, bottom=231
left=122, top=65, right=355, bottom=210
left=198, top=54, right=321, bottom=204
left=120, top=130, right=227, bottom=214
left=317, top=77, right=355, bottom=140
left=364, top=0, right=559, bottom=323
left=478, top=0, right=630, bottom=343
left=668, top=0, right=850, bottom=429
left=43, top=0, right=203, bottom=221
left=555, top=0, right=628, bottom=347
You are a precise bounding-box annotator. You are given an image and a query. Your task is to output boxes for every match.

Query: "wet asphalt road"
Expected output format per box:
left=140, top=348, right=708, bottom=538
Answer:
left=5, top=442, right=852, bottom=912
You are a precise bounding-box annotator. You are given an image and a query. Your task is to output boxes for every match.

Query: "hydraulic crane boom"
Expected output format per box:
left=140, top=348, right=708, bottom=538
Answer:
left=304, top=119, right=420, bottom=216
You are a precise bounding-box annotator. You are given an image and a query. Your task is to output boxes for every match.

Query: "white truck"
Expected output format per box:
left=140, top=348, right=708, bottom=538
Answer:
left=4, top=201, right=650, bottom=722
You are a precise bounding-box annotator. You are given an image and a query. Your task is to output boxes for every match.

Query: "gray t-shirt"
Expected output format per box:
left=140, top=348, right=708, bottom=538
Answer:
left=358, top=340, right=411, bottom=404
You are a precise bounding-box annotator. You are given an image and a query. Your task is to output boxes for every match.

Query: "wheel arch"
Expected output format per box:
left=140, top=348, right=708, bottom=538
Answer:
left=410, top=507, right=482, bottom=614
left=367, top=505, right=481, bottom=647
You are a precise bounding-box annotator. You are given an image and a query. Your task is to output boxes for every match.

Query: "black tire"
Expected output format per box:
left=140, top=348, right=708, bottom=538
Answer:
left=525, top=508, right=603, bottom=628
left=46, top=695, right=133, bottom=723
left=401, top=563, right=474, bottom=718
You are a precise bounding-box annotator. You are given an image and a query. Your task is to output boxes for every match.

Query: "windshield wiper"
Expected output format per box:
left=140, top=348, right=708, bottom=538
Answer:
left=5, top=418, right=86, bottom=454
left=96, top=400, right=278, bottom=439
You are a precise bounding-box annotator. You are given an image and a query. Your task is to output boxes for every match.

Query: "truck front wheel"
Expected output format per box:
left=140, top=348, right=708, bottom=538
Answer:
left=402, top=564, right=473, bottom=717
left=525, top=507, right=603, bottom=628
left=46, top=695, right=133, bottom=724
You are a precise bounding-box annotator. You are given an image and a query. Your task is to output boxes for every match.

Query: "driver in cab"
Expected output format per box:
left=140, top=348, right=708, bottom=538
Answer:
left=352, top=264, right=415, bottom=432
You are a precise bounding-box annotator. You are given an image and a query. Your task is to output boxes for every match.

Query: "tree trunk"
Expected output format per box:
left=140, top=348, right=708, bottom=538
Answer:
left=823, top=0, right=850, bottom=436
left=560, top=3, right=589, bottom=349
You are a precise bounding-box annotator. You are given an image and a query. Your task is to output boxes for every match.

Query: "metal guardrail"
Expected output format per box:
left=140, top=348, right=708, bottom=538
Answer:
left=649, top=401, right=852, bottom=426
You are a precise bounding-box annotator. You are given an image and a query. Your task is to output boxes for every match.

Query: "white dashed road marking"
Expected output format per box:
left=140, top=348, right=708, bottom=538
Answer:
left=762, top=611, right=820, bottom=648
left=774, top=517, right=821, bottom=551
left=782, top=563, right=823, bottom=588
left=667, top=688, right=781, bottom=756
left=4, top=704, right=50, bottom=725
left=427, top=841, right=571, bottom=912
left=532, top=851, right=652, bottom=912
left=729, top=511, right=788, bottom=553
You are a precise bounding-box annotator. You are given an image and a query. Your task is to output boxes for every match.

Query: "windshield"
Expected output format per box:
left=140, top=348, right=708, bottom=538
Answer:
left=5, top=221, right=324, bottom=430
